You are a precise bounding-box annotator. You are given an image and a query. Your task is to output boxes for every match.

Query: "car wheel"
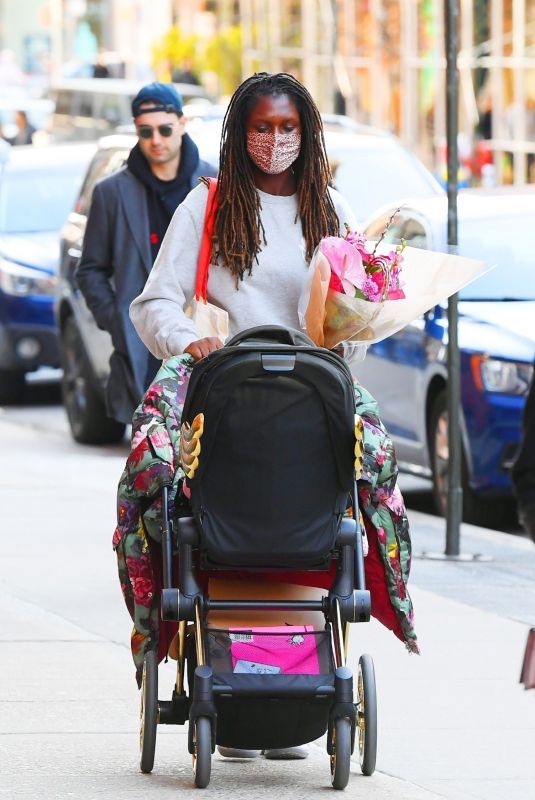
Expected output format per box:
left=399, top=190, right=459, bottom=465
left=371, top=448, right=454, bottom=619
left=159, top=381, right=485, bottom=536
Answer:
left=60, top=317, right=125, bottom=445
left=0, top=369, right=26, bottom=405
left=429, top=389, right=512, bottom=527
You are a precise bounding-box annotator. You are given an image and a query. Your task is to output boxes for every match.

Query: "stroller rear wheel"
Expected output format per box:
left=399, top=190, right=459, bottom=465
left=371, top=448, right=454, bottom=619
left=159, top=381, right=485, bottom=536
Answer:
left=357, top=653, right=377, bottom=776
left=139, top=650, right=158, bottom=773
left=192, top=717, right=212, bottom=788
left=330, top=717, right=351, bottom=790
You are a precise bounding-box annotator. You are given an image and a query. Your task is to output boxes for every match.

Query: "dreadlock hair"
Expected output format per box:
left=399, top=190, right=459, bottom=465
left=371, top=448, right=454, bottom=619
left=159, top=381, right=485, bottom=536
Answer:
left=211, top=72, right=340, bottom=283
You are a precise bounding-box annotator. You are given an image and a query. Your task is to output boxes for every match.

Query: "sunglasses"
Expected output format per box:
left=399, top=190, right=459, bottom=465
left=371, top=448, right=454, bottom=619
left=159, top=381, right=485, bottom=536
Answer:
left=137, top=124, right=174, bottom=139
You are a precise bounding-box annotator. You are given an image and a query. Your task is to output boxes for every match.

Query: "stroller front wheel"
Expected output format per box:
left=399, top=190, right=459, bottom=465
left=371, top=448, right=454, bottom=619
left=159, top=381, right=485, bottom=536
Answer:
left=330, top=717, right=351, bottom=790
left=139, top=650, right=158, bottom=773
left=192, top=717, right=212, bottom=788
left=357, top=653, right=377, bottom=776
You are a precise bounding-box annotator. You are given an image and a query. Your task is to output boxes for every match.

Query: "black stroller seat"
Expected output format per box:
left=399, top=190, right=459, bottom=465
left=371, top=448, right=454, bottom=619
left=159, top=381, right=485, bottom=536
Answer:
left=139, top=326, right=377, bottom=789
left=182, top=325, right=356, bottom=569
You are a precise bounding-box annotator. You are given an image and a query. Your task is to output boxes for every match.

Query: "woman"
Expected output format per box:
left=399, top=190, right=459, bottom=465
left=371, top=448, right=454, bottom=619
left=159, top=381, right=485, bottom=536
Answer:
left=117, top=73, right=418, bottom=745
left=129, top=72, right=353, bottom=360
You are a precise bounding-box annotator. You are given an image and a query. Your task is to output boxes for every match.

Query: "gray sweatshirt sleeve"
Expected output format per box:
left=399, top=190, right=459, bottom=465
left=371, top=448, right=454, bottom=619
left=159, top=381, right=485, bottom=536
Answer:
left=129, top=184, right=207, bottom=359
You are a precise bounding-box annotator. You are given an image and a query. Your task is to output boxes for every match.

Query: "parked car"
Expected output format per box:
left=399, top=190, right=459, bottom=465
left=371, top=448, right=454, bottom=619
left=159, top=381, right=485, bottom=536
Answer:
left=0, top=140, right=96, bottom=404
left=359, top=187, right=535, bottom=525
left=56, top=123, right=441, bottom=443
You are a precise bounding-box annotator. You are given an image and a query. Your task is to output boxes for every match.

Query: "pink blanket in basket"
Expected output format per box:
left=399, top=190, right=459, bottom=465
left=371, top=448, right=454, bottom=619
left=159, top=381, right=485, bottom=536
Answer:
left=229, top=626, right=321, bottom=675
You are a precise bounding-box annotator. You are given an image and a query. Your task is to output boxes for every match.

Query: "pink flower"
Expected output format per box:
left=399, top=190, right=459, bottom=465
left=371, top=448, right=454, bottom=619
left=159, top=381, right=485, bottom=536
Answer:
left=320, top=237, right=367, bottom=295
left=362, top=276, right=382, bottom=301
left=345, top=229, right=367, bottom=248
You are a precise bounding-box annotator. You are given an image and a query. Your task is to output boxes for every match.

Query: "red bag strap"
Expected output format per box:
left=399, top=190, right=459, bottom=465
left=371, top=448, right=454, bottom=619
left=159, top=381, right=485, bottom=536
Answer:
left=195, top=177, right=218, bottom=302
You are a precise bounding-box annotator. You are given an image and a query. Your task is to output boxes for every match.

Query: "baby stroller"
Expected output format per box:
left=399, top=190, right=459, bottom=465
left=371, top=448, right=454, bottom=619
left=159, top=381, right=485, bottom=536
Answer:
left=139, top=326, right=378, bottom=790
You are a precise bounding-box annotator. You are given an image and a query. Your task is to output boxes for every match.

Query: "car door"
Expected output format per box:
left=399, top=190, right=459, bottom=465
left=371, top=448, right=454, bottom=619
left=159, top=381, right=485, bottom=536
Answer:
left=356, top=210, right=435, bottom=471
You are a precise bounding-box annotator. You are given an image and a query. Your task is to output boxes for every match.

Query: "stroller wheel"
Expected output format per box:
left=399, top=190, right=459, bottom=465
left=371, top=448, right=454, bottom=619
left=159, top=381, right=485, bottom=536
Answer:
left=139, top=650, right=158, bottom=773
left=192, top=717, right=212, bottom=788
left=330, top=717, right=351, bottom=790
left=357, top=654, right=377, bottom=776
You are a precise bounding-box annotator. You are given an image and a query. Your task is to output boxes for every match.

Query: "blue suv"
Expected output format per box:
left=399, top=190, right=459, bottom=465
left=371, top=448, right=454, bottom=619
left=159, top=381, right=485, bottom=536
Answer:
left=360, top=188, right=535, bottom=526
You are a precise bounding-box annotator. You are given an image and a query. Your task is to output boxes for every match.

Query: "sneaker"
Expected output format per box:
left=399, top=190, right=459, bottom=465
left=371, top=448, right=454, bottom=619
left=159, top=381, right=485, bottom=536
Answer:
left=217, top=746, right=260, bottom=758
left=263, top=745, right=309, bottom=760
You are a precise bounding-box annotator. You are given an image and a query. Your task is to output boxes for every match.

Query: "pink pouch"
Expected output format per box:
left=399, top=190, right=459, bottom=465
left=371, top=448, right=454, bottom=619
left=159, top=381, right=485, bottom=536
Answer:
left=229, top=626, right=322, bottom=675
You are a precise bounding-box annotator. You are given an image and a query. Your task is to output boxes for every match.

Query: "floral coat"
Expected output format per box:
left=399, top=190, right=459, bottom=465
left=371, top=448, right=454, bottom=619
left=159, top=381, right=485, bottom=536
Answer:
left=113, top=355, right=419, bottom=685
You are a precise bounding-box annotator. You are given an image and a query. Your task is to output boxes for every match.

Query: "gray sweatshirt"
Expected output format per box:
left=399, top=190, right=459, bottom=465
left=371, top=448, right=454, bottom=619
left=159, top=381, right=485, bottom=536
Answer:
left=129, top=181, right=356, bottom=359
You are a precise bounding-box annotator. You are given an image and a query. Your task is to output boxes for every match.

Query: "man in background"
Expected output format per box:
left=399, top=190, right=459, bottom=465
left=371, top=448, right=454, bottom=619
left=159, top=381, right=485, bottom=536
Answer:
left=76, top=82, right=216, bottom=426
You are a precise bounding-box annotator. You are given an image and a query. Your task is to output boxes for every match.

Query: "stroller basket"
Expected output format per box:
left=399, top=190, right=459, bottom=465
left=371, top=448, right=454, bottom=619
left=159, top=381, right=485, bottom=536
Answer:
left=208, top=626, right=334, bottom=678
left=206, top=629, right=336, bottom=750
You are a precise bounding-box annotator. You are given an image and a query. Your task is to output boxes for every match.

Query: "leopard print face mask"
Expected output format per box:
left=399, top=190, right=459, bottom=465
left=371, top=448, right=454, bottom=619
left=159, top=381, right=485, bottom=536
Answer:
left=246, top=130, right=301, bottom=174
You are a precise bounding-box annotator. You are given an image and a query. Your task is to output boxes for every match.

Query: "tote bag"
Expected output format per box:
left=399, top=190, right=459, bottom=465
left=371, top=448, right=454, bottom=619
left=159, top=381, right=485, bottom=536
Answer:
left=186, top=177, right=229, bottom=341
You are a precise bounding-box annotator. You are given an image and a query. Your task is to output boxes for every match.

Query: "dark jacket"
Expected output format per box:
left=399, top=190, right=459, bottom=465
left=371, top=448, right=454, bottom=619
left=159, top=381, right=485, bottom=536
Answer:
left=76, top=152, right=216, bottom=424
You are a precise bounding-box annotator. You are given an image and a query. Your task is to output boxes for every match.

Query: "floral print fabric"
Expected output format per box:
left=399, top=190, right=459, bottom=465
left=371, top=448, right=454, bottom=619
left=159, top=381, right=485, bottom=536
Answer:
left=113, top=355, right=418, bottom=685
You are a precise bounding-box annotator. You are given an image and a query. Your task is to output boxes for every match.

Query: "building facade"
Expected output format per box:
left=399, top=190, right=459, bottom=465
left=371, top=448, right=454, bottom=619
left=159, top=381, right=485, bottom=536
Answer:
left=236, top=0, right=535, bottom=184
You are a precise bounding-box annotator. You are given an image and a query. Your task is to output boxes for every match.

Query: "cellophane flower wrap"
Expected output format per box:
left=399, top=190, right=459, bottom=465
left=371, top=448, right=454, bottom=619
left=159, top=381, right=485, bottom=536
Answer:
left=299, top=221, right=490, bottom=352
left=299, top=224, right=406, bottom=350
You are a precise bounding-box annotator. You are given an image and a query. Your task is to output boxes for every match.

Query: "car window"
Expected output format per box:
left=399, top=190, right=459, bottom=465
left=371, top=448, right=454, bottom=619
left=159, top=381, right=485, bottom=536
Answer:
left=365, top=212, right=428, bottom=249
left=0, top=165, right=85, bottom=233
left=401, top=218, right=428, bottom=248
left=365, top=215, right=395, bottom=240
left=366, top=210, right=407, bottom=242
left=75, top=147, right=130, bottom=215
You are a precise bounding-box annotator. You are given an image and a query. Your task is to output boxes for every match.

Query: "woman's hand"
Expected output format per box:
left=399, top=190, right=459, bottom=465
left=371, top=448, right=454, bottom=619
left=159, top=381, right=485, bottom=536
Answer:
left=184, top=337, right=224, bottom=361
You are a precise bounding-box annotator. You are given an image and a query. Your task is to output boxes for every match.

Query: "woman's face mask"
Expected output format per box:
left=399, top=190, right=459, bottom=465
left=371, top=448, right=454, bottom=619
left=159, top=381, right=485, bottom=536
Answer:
left=246, top=129, right=301, bottom=174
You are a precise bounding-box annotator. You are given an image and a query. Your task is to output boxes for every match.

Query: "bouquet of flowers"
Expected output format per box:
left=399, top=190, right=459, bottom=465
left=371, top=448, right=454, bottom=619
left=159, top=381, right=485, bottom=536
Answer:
left=299, top=219, right=406, bottom=350
left=299, top=220, right=491, bottom=353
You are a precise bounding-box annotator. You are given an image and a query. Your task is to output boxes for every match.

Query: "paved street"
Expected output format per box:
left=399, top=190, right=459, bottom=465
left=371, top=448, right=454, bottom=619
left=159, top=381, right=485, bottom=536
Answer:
left=1, top=386, right=534, bottom=799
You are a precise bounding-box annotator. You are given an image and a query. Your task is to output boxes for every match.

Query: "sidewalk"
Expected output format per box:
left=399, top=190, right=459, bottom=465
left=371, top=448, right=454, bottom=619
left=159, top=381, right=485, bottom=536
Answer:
left=350, top=510, right=535, bottom=800
left=0, top=413, right=534, bottom=799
